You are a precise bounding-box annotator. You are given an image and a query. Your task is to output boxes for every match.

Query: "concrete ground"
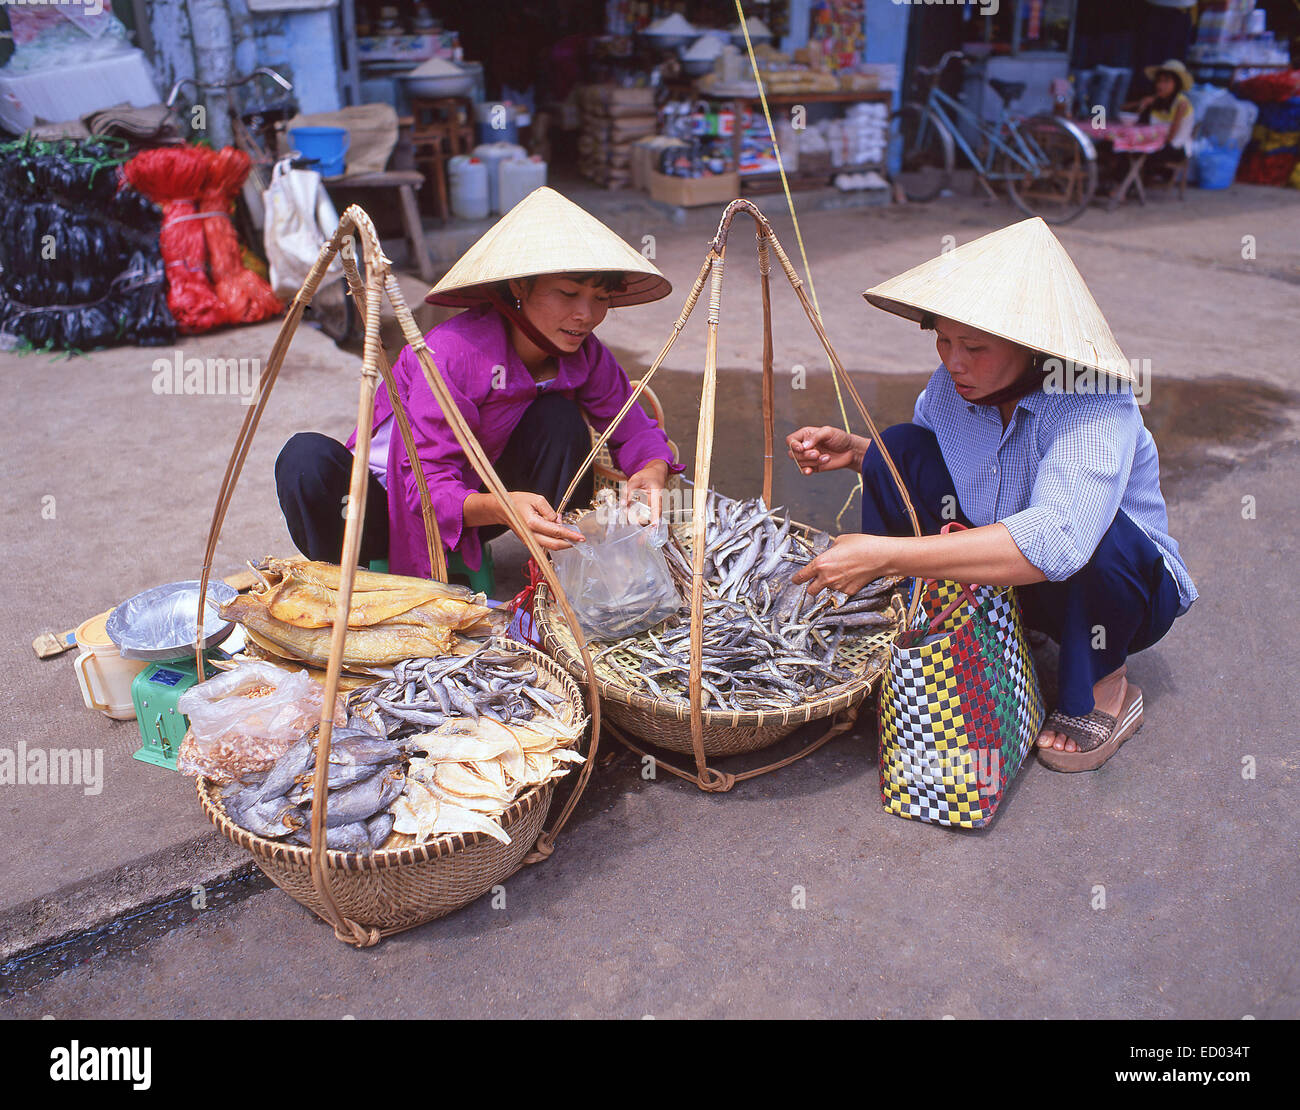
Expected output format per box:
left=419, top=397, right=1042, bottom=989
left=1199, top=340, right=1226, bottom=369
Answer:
left=2, top=181, right=1298, bottom=1017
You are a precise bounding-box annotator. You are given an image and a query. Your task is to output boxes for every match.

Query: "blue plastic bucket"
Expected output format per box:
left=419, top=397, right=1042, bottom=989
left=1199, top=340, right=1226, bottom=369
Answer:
left=289, top=126, right=349, bottom=177
left=1196, top=141, right=1242, bottom=189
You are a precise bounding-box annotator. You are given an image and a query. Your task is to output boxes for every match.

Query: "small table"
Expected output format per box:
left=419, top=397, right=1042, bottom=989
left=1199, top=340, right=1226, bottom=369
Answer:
left=326, top=170, right=435, bottom=282
left=1087, top=120, right=1172, bottom=210
left=409, top=96, right=476, bottom=222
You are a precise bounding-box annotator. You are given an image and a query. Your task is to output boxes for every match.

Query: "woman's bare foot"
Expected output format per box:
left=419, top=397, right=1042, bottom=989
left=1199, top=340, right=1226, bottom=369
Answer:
left=1037, top=666, right=1127, bottom=753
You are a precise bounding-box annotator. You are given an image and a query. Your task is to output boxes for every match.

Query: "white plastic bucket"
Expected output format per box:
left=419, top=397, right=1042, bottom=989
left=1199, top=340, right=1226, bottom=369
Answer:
left=448, top=156, right=490, bottom=220
left=74, top=610, right=147, bottom=721
left=498, top=157, right=548, bottom=214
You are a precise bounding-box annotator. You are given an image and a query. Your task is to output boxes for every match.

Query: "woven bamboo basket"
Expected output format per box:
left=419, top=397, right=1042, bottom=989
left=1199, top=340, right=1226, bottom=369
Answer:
left=533, top=199, right=923, bottom=792
left=533, top=520, right=902, bottom=757
left=191, top=205, right=605, bottom=946
left=196, top=642, right=583, bottom=937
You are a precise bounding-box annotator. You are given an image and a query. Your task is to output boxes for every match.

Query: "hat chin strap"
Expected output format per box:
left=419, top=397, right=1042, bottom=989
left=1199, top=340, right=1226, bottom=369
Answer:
left=484, top=287, right=568, bottom=359
left=968, top=357, right=1047, bottom=408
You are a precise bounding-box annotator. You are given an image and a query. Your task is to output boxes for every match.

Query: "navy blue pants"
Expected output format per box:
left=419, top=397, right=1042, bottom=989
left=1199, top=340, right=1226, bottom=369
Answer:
left=861, top=423, right=1181, bottom=716
left=276, top=393, right=595, bottom=566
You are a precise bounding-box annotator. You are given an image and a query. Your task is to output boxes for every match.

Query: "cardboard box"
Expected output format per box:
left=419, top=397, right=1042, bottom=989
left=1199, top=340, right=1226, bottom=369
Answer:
left=648, top=170, right=740, bottom=207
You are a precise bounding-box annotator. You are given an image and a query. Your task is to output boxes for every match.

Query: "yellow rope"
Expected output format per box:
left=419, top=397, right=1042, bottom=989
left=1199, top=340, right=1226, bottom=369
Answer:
left=733, top=1, right=862, bottom=530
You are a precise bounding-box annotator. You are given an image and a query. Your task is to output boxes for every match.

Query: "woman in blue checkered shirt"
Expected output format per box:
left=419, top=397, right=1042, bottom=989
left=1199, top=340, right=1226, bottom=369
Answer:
left=789, top=218, right=1196, bottom=773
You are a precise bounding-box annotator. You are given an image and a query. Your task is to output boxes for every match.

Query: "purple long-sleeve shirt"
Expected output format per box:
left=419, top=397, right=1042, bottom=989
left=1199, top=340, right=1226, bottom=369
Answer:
left=347, top=304, right=682, bottom=577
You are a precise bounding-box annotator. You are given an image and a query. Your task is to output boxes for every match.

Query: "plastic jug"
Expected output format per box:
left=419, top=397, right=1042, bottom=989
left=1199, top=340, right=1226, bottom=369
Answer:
left=448, top=156, right=490, bottom=220
left=472, top=141, right=527, bottom=213
left=498, top=156, right=548, bottom=213
left=74, top=610, right=148, bottom=720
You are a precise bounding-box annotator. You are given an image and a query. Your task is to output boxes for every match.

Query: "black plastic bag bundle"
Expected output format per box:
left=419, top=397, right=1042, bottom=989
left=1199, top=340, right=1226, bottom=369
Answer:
left=0, top=136, right=176, bottom=351
left=0, top=252, right=172, bottom=350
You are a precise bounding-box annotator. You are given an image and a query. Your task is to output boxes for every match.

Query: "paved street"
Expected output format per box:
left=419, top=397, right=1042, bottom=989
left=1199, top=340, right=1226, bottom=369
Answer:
left=2, top=182, right=1298, bottom=1017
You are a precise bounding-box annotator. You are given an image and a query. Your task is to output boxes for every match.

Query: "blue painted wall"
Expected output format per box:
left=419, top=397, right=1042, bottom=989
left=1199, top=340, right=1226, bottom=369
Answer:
left=145, top=0, right=341, bottom=134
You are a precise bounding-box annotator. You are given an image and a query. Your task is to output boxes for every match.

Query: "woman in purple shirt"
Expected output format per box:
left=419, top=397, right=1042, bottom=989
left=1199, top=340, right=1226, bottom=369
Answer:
left=276, top=187, right=681, bottom=582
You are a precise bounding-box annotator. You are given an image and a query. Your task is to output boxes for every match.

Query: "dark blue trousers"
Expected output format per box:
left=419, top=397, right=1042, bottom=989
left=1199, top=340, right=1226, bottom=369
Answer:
left=861, top=423, right=1181, bottom=716
left=275, top=394, right=595, bottom=566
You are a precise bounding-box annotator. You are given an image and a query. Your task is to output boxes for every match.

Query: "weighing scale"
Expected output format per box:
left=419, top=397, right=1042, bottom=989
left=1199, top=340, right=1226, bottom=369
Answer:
left=106, top=580, right=239, bottom=772
left=130, top=656, right=221, bottom=770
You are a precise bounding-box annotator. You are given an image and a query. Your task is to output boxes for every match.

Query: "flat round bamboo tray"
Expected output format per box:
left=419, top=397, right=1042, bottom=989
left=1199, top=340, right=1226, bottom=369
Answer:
left=197, top=641, right=585, bottom=937
left=533, top=518, right=902, bottom=759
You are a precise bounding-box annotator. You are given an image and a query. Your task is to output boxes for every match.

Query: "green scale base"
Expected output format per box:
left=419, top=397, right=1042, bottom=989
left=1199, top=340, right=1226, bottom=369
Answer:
left=130, top=657, right=219, bottom=771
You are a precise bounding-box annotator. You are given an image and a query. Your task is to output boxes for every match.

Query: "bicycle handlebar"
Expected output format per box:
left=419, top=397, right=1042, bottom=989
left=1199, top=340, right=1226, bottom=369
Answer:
left=915, top=51, right=969, bottom=80
left=166, top=67, right=294, bottom=109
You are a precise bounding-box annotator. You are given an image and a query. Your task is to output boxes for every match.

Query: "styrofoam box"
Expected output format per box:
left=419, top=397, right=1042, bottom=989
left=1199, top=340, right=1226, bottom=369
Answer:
left=0, top=49, right=160, bottom=134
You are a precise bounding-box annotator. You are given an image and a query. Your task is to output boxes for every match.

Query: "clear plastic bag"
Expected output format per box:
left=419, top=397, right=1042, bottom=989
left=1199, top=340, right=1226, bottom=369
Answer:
left=177, top=662, right=344, bottom=784
left=552, top=502, right=681, bottom=642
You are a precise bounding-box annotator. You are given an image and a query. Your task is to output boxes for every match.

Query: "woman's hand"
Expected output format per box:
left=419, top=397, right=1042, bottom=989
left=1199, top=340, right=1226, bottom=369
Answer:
left=623, top=459, right=670, bottom=523
left=791, top=533, right=893, bottom=596
left=507, top=491, right=584, bottom=552
left=786, top=426, right=868, bottom=475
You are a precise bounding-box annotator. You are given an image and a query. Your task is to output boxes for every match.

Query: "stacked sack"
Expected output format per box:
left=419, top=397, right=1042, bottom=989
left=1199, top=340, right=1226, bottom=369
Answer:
left=578, top=85, right=657, bottom=190
left=1233, top=72, right=1300, bottom=187
left=0, top=137, right=176, bottom=351
left=824, top=101, right=889, bottom=169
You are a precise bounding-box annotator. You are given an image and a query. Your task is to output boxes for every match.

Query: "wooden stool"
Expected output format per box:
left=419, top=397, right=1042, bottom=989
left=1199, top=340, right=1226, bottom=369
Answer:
left=409, top=96, right=475, bottom=221
left=328, top=170, right=435, bottom=282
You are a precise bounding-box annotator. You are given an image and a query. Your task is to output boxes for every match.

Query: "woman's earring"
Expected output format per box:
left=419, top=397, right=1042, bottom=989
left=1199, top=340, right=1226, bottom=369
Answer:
left=515, top=297, right=522, bottom=310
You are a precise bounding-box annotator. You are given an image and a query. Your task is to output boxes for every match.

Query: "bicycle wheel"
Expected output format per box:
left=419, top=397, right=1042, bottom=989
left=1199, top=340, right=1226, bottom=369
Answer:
left=889, top=102, right=954, bottom=203
left=1002, top=116, right=1097, bottom=224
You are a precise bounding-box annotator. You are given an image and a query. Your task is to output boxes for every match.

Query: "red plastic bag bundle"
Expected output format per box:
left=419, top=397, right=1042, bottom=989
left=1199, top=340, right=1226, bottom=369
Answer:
left=1234, top=70, right=1300, bottom=104
left=122, top=145, right=281, bottom=334
left=1237, top=148, right=1298, bottom=186
left=200, top=146, right=282, bottom=324
left=123, top=146, right=225, bottom=334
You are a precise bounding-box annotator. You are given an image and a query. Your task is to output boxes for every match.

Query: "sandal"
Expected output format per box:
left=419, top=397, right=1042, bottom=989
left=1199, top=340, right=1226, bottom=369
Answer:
left=1036, top=680, right=1144, bottom=773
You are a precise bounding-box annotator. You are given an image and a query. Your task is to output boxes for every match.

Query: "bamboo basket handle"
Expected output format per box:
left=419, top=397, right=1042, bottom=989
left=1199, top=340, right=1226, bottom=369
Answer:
left=557, top=254, right=714, bottom=515
left=194, top=206, right=600, bottom=946
left=710, top=199, right=924, bottom=627
left=669, top=197, right=924, bottom=789
left=336, top=240, right=447, bottom=582
left=757, top=231, right=775, bottom=509
left=194, top=212, right=385, bottom=944
left=686, top=252, right=728, bottom=790
left=376, top=270, right=602, bottom=862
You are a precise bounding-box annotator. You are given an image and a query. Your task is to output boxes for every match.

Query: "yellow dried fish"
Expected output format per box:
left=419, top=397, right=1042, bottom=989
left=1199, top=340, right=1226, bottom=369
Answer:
left=252, top=558, right=490, bottom=631
left=222, top=593, right=456, bottom=667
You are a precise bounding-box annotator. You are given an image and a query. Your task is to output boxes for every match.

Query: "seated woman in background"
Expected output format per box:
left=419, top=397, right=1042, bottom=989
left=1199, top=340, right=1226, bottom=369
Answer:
left=1132, top=58, right=1196, bottom=177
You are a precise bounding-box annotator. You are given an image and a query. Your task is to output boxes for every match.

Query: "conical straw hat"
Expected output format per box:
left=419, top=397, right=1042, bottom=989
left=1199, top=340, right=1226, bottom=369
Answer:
left=863, top=217, right=1134, bottom=383
left=426, top=186, right=671, bottom=308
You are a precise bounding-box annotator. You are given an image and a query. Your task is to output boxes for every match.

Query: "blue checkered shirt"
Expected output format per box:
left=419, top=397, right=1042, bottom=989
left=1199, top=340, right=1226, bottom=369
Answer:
left=912, top=367, right=1197, bottom=613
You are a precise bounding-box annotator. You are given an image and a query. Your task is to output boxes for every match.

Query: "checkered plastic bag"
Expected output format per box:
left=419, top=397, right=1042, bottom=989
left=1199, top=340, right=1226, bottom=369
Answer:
left=878, top=565, right=1044, bottom=829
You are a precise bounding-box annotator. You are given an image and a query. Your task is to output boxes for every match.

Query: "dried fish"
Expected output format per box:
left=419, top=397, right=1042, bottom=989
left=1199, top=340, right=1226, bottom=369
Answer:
left=583, top=489, right=905, bottom=710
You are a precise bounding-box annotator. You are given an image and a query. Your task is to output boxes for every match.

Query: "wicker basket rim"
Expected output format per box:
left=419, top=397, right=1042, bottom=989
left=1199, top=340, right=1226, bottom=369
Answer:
left=197, top=639, right=584, bottom=873
left=532, top=581, right=896, bottom=729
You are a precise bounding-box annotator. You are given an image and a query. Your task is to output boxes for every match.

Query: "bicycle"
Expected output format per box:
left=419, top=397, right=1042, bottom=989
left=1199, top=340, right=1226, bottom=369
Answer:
left=889, top=51, right=1098, bottom=224
left=165, top=68, right=354, bottom=345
